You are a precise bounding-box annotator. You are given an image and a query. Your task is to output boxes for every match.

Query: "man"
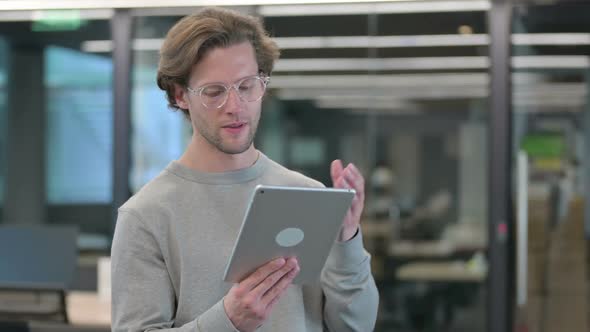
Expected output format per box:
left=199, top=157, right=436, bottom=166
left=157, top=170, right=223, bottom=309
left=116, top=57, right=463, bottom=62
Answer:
left=111, top=7, right=378, bottom=332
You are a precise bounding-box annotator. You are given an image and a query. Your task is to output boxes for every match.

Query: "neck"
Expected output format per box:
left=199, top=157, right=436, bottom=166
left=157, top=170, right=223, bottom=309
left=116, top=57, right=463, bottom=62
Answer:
left=178, top=134, right=259, bottom=173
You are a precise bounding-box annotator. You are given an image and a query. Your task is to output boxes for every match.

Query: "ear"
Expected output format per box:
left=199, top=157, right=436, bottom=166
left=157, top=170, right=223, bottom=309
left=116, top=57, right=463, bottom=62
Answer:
left=173, top=83, right=190, bottom=110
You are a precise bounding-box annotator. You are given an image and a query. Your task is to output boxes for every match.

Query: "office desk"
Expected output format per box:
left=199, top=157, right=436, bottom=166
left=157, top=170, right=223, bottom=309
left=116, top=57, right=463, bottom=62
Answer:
left=440, top=222, right=487, bottom=252
left=361, top=221, right=394, bottom=238
left=67, top=291, right=110, bottom=326
left=396, top=261, right=486, bottom=282
left=395, top=260, right=486, bottom=331
left=388, top=222, right=487, bottom=259
left=389, top=240, right=454, bottom=258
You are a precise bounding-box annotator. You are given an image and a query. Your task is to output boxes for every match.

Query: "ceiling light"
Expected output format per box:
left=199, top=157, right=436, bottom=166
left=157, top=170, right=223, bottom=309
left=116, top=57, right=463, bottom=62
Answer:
left=313, top=99, right=420, bottom=113
left=260, top=1, right=491, bottom=16
left=274, top=34, right=489, bottom=49
left=0, top=0, right=441, bottom=11
left=134, top=38, right=165, bottom=51
left=274, top=57, right=489, bottom=72
left=0, top=8, right=113, bottom=21
left=512, top=33, right=590, bottom=46
left=514, top=98, right=586, bottom=108
left=79, top=32, right=590, bottom=54
left=81, top=38, right=166, bottom=53
left=272, top=56, right=590, bottom=72
left=81, top=40, right=112, bottom=53
left=279, top=87, right=488, bottom=100
left=269, top=73, right=488, bottom=88
left=0, top=0, right=447, bottom=23
left=512, top=56, right=590, bottom=69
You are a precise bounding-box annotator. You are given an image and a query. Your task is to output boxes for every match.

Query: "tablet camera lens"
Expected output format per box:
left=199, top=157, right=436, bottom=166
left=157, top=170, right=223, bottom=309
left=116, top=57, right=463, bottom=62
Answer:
left=261, top=190, right=265, bottom=194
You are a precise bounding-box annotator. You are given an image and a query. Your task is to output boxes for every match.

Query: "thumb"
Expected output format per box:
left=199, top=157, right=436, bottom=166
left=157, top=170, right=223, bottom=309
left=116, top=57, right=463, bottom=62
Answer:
left=331, top=159, right=344, bottom=184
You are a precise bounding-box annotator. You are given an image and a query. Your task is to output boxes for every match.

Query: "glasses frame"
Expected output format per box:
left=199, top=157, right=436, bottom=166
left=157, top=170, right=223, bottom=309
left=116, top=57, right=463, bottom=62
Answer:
left=186, top=74, right=270, bottom=109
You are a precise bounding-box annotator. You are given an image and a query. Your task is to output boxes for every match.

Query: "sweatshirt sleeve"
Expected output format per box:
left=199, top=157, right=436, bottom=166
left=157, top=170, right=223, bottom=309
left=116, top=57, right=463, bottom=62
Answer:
left=111, top=209, right=239, bottom=332
left=320, top=229, right=380, bottom=332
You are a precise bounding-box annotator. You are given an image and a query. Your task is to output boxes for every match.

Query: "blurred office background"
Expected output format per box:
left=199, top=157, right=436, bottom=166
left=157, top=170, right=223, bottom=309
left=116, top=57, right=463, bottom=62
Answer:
left=0, top=0, right=589, bottom=331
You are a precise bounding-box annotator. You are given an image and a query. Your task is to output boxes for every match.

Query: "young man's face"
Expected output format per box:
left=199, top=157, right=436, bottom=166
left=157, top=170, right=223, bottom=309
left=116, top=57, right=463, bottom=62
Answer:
left=176, top=42, right=263, bottom=155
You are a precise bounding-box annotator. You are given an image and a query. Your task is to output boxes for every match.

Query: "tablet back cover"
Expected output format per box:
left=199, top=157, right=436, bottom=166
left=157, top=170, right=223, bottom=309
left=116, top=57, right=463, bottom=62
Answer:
left=223, top=185, right=354, bottom=284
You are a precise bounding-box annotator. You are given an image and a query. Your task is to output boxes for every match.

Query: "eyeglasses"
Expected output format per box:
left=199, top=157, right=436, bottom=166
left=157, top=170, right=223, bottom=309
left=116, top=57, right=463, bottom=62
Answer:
left=186, top=75, right=270, bottom=109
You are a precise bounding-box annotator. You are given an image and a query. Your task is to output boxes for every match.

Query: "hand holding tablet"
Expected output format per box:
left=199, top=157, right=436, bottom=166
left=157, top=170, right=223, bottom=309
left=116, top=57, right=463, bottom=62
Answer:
left=224, top=256, right=300, bottom=332
left=223, top=185, right=355, bottom=284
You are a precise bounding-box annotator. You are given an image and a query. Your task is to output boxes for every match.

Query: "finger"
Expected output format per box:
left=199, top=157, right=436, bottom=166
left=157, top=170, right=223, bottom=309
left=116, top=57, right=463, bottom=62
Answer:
left=334, top=176, right=349, bottom=189
left=330, top=160, right=344, bottom=184
left=339, top=170, right=362, bottom=194
left=342, top=176, right=355, bottom=191
left=350, top=199, right=363, bottom=217
left=263, top=271, right=296, bottom=310
left=343, top=171, right=363, bottom=193
left=261, top=259, right=300, bottom=307
left=352, top=186, right=365, bottom=206
left=332, top=171, right=345, bottom=187
left=239, top=257, right=286, bottom=292
left=265, top=277, right=293, bottom=316
left=250, top=257, right=297, bottom=298
left=351, top=193, right=363, bottom=207
left=348, top=163, right=363, bottom=179
left=343, top=165, right=365, bottom=190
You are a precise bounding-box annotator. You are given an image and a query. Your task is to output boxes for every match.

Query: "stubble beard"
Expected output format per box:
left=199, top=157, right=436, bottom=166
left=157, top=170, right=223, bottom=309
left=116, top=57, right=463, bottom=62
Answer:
left=194, top=115, right=260, bottom=155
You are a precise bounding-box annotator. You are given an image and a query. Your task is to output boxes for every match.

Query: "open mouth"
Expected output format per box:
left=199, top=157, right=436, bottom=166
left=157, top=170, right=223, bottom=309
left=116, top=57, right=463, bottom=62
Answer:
left=222, top=122, right=247, bottom=133
left=224, top=123, right=245, bottom=128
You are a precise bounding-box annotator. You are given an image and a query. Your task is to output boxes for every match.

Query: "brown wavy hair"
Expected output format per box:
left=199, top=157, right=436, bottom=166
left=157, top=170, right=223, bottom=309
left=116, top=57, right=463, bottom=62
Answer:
left=156, top=7, right=280, bottom=118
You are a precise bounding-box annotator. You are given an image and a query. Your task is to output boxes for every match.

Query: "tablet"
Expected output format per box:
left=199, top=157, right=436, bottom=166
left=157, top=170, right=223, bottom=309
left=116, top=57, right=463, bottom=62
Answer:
left=223, top=185, right=355, bottom=284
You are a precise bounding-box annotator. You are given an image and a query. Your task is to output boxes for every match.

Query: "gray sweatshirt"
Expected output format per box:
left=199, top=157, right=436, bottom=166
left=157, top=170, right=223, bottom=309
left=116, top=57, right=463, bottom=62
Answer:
left=111, top=152, right=379, bottom=332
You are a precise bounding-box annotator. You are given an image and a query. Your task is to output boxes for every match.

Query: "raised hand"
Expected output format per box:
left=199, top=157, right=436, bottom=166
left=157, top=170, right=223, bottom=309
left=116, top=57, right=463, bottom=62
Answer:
left=331, top=159, right=365, bottom=242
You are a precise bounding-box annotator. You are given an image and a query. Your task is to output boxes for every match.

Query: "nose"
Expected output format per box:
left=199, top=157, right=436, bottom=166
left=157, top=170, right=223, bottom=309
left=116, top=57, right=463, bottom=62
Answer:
left=222, top=87, right=244, bottom=113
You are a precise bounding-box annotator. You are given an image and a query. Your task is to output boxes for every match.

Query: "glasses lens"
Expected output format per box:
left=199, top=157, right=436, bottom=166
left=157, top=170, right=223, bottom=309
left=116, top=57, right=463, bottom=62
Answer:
left=237, top=77, right=265, bottom=102
left=200, top=84, right=227, bottom=108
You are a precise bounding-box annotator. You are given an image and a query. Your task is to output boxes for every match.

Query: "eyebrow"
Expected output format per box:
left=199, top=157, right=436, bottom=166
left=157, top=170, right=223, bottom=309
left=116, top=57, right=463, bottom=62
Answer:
left=195, top=74, right=259, bottom=89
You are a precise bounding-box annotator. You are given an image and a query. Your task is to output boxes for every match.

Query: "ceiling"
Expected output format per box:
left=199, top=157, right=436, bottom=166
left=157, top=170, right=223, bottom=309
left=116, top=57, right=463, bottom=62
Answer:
left=0, top=0, right=588, bottom=114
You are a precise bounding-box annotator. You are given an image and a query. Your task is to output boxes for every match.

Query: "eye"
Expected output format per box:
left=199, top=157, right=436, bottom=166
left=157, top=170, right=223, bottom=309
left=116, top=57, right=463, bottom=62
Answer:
left=202, top=85, right=226, bottom=98
left=239, top=80, right=255, bottom=91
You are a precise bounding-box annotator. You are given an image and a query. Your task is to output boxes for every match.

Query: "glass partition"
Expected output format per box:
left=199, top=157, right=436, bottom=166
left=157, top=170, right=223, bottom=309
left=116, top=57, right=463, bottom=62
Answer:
left=511, top=2, right=590, bottom=332
left=0, top=37, right=7, bottom=220
left=0, top=12, right=113, bottom=237
left=130, top=14, right=191, bottom=192
left=45, top=45, right=113, bottom=204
